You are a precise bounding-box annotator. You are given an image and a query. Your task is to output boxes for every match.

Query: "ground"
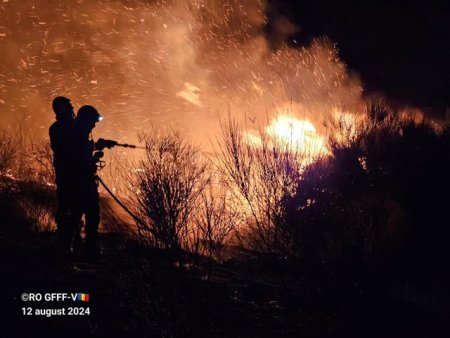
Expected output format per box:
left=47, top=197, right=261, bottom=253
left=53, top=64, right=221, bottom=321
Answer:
left=1, top=225, right=449, bottom=338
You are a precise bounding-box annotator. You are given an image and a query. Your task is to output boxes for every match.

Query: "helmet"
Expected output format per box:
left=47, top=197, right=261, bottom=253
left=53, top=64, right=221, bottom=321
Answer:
left=77, top=105, right=101, bottom=124
left=52, top=96, right=73, bottom=117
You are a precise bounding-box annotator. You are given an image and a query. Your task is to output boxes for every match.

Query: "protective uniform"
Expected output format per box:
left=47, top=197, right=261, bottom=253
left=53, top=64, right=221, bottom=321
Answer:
left=49, top=97, right=79, bottom=250
left=72, top=105, right=101, bottom=255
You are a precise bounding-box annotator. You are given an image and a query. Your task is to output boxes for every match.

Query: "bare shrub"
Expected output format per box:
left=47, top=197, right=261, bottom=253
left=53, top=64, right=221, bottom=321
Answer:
left=27, top=140, right=55, bottom=184
left=189, top=183, right=238, bottom=261
left=0, top=129, right=56, bottom=232
left=0, top=132, right=17, bottom=174
left=131, top=130, right=209, bottom=251
left=15, top=180, right=56, bottom=232
left=216, top=118, right=307, bottom=255
left=9, top=135, right=57, bottom=231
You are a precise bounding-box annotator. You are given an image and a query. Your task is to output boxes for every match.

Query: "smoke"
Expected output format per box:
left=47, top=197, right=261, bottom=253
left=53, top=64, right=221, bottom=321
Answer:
left=0, top=0, right=364, bottom=146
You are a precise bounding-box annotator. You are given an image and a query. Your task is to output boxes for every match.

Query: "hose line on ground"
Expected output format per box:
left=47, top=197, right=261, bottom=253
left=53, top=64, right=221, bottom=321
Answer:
left=95, top=175, right=147, bottom=229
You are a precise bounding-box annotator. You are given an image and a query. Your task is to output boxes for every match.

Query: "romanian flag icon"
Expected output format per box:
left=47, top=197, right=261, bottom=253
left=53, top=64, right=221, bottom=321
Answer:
left=77, top=293, right=90, bottom=302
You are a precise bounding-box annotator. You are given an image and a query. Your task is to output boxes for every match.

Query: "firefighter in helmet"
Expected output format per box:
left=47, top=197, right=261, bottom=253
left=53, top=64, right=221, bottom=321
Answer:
left=72, top=105, right=104, bottom=257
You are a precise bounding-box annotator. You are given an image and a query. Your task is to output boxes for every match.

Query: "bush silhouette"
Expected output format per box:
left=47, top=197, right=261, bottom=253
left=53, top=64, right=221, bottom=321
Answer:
left=131, top=130, right=209, bottom=252
left=284, top=101, right=450, bottom=280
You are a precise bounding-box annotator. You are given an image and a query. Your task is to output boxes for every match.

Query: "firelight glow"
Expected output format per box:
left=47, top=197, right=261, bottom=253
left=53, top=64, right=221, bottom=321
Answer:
left=244, top=114, right=328, bottom=160
left=0, top=0, right=364, bottom=148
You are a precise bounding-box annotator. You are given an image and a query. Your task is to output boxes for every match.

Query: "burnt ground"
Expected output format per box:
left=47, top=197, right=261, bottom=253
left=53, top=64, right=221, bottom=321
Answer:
left=1, top=225, right=450, bottom=338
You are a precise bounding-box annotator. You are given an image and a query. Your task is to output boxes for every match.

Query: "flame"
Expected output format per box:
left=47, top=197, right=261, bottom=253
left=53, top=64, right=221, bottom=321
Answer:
left=244, top=114, right=328, bottom=161
left=267, top=115, right=316, bottom=144
left=333, top=109, right=358, bottom=142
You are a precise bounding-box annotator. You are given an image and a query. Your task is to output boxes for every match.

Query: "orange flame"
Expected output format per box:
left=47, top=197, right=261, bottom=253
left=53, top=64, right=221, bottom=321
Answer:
left=244, top=114, right=328, bottom=162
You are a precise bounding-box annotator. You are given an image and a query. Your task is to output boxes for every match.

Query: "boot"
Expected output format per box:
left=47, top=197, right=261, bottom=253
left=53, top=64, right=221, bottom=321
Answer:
left=85, top=237, right=101, bottom=260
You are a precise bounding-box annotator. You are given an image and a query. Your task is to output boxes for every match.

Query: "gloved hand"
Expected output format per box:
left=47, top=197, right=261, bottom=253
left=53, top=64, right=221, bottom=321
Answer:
left=93, top=151, right=104, bottom=162
left=95, top=138, right=117, bottom=150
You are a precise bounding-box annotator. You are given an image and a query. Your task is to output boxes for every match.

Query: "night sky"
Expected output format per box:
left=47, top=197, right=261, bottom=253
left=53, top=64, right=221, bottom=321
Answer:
left=271, top=0, right=450, bottom=116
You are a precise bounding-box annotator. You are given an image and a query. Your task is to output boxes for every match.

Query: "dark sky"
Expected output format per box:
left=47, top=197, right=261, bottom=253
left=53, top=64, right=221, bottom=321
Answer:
left=269, top=0, right=450, bottom=116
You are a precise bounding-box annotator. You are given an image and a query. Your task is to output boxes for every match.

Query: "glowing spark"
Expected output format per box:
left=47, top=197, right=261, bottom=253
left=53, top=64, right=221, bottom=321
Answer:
left=176, top=82, right=202, bottom=107
left=251, top=81, right=263, bottom=96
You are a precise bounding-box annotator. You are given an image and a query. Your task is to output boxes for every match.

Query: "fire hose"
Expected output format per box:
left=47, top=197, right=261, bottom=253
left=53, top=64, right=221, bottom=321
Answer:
left=92, top=139, right=148, bottom=229
left=95, top=174, right=147, bottom=229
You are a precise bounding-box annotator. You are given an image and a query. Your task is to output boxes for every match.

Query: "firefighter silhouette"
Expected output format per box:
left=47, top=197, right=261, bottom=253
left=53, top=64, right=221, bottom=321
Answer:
left=49, top=96, right=81, bottom=253
left=72, top=105, right=104, bottom=257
